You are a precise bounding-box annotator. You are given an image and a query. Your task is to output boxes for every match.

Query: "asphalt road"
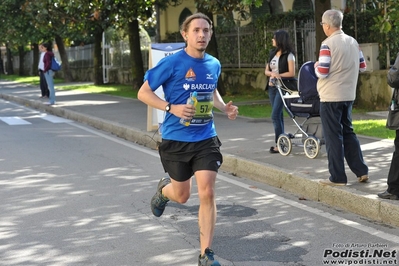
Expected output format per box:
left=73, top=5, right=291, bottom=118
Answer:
left=0, top=99, right=398, bottom=266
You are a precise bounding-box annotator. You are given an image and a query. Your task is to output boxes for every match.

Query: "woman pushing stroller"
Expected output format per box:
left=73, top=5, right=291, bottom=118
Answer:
left=264, top=30, right=296, bottom=154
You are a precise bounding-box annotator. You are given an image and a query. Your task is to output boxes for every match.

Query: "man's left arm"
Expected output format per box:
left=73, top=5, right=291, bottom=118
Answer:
left=359, top=48, right=367, bottom=72
left=213, top=90, right=238, bottom=120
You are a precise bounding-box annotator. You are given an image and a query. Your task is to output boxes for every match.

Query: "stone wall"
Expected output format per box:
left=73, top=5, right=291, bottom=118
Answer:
left=64, top=67, right=391, bottom=111
left=357, top=70, right=391, bottom=110
left=220, top=68, right=391, bottom=111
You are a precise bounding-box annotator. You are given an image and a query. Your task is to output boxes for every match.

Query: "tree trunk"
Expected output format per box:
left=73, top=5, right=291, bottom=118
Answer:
left=127, top=19, right=145, bottom=90
left=55, top=34, right=73, bottom=82
left=6, top=44, right=13, bottom=75
left=0, top=53, right=4, bottom=74
left=18, top=46, right=25, bottom=76
left=314, top=0, right=331, bottom=59
left=32, top=43, right=39, bottom=75
left=93, top=28, right=104, bottom=85
left=198, top=9, right=227, bottom=96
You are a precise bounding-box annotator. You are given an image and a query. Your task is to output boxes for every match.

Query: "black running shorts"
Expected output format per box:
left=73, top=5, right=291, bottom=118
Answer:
left=158, top=136, right=223, bottom=182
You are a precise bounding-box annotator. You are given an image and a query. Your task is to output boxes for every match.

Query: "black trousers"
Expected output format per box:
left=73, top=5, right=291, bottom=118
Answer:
left=387, top=130, right=399, bottom=195
left=39, top=70, right=49, bottom=97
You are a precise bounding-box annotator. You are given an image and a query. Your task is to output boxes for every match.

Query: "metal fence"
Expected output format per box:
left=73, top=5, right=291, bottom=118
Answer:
left=215, top=19, right=316, bottom=69
left=10, top=20, right=316, bottom=76
left=66, top=44, right=94, bottom=68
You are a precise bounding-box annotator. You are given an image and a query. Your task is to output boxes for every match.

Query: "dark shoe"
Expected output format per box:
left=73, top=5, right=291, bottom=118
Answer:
left=150, top=177, right=171, bottom=217
left=198, top=248, right=221, bottom=266
left=269, top=146, right=279, bottom=154
left=378, top=190, right=399, bottom=200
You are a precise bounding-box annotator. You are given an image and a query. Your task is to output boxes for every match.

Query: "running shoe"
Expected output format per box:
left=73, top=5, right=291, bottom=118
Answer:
left=150, top=177, right=170, bottom=217
left=198, top=248, right=221, bottom=266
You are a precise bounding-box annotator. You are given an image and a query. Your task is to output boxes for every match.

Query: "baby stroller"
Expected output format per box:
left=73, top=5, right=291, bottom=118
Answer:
left=273, top=61, right=323, bottom=159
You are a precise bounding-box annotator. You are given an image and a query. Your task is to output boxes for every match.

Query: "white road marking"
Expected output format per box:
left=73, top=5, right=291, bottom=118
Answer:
left=40, top=114, right=72, bottom=123
left=0, top=116, right=31, bottom=125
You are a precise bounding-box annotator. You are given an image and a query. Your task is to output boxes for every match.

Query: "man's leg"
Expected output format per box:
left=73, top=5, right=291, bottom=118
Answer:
left=162, top=178, right=192, bottom=204
left=320, top=102, right=347, bottom=183
left=150, top=177, right=192, bottom=217
left=44, top=71, right=55, bottom=104
left=39, top=71, right=48, bottom=96
left=195, top=170, right=217, bottom=255
left=341, top=101, right=368, bottom=177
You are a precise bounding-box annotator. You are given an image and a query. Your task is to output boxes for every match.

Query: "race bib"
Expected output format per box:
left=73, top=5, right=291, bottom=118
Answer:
left=191, top=92, right=214, bottom=125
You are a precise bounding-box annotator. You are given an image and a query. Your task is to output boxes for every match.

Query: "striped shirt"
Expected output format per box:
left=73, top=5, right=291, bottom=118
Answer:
left=316, top=44, right=367, bottom=78
left=315, top=30, right=367, bottom=102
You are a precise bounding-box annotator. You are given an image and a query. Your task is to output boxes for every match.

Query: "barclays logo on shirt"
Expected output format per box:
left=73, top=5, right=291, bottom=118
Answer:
left=182, top=83, right=216, bottom=91
left=191, top=83, right=216, bottom=90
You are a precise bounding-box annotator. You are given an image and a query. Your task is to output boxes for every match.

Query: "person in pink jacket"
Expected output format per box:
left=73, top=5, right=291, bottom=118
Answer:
left=41, top=42, right=56, bottom=105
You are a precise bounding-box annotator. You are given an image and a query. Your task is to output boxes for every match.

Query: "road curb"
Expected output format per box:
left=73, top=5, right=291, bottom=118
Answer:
left=222, top=154, right=399, bottom=227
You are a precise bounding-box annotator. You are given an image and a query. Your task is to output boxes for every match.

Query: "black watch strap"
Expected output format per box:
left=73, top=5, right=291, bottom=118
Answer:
left=165, top=103, right=171, bottom=112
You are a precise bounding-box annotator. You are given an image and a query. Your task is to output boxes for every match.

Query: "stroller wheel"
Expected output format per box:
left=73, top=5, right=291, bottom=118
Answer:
left=304, top=136, right=320, bottom=159
left=277, top=134, right=292, bottom=156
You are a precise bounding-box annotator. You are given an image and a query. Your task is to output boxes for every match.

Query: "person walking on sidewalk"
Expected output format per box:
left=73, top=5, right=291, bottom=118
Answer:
left=38, top=44, right=49, bottom=99
left=137, top=13, right=238, bottom=266
left=42, top=42, right=56, bottom=105
left=378, top=129, right=399, bottom=200
left=264, top=30, right=296, bottom=154
left=315, top=9, right=369, bottom=186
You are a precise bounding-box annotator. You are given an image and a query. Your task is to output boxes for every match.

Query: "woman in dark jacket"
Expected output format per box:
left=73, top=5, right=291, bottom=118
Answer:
left=42, top=42, right=56, bottom=105
left=264, top=30, right=296, bottom=153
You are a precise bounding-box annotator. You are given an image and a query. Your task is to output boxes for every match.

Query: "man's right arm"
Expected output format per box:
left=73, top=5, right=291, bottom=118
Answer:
left=315, top=44, right=331, bottom=79
left=137, top=81, right=169, bottom=111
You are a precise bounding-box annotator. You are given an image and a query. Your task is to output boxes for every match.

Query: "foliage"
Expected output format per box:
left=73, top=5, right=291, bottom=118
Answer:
left=195, top=0, right=264, bottom=21
left=371, top=0, right=399, bottom=67
left=0, top=0, right=43, bottom=51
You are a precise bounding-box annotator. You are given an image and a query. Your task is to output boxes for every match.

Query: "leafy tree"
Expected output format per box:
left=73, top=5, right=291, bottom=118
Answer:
left=111, top=0, right=182, bottom=89
left=0, top=0, right=39, bottom=75
left=371, top=0, right=399, bottom=68
left=31, top=0, right=112, bottom=84
left=52, top=0, right=181, bottom=87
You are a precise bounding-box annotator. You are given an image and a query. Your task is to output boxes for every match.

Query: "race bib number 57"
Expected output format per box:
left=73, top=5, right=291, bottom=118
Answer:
left=191, top=92, right=214, bottom=125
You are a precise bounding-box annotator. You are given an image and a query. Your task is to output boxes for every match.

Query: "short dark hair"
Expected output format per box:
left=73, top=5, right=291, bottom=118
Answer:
left=180, top=13, right=213, bottom=33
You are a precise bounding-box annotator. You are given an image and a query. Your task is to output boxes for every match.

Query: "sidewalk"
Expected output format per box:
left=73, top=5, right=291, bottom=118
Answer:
left=1, top=80, right=398, bottom=227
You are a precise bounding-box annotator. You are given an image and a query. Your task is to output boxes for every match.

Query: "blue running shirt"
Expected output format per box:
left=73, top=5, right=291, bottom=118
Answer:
left=144, top=50, right=221, bottom=142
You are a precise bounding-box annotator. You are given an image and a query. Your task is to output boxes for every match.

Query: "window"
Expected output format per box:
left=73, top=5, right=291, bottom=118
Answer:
left=179, top=8, right=193, bottom=27
left=292, top=0, right=314, bottom=11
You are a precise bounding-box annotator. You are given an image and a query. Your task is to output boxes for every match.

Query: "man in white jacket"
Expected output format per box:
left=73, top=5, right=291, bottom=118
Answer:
left=314, top=9, right=369, bottom=186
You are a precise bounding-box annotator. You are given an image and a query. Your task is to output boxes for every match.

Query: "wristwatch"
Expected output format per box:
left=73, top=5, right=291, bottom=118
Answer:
left=165, top=103, right=171, bottom=112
